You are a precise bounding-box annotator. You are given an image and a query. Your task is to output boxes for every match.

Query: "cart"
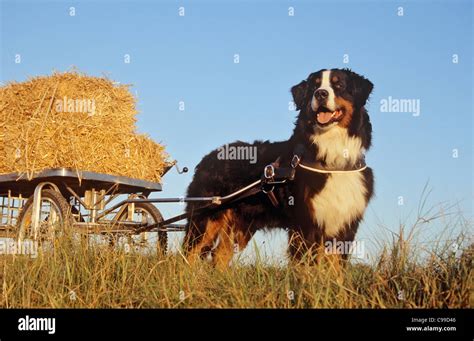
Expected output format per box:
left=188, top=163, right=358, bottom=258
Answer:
left=0, top=160, right=295, bottom=252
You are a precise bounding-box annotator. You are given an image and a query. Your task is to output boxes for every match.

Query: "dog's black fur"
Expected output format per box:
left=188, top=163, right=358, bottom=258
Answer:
left=184, top=68, right=374, bottom=263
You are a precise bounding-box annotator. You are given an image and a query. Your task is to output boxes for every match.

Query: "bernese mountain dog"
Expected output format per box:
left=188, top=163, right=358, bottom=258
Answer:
left=184, top=68, right=374, bottom=267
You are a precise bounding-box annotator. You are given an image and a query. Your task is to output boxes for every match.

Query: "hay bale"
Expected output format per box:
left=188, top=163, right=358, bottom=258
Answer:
left=0, top=71, right=169, bottom=182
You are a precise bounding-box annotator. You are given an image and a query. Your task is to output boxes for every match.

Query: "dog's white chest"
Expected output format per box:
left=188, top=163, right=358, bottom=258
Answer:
left=310, top=172, right=367, bottom=237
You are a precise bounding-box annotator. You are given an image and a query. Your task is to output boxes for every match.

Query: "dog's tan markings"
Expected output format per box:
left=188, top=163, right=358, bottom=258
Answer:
left=335, top=97, right=354, bottom=128
left=234, top=228, right=253, bottom=250
left=187, top=217, right=222, bottom=264
left=212, top=211, right=253, bottom=269
left=188, top=210, right=254, bottom=269
left=212, top=210, right=235, bottom=269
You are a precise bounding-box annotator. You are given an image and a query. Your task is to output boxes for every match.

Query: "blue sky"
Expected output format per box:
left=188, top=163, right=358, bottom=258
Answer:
left=1, top=0, right=472, bottom=261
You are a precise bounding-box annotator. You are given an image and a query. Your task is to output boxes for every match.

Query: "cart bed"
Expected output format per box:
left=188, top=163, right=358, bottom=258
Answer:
left=0, top=168, right=163, bottom=197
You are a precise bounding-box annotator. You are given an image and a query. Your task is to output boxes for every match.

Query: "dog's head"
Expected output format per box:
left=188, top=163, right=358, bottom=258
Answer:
left=291, top=68, right=373, bottom=132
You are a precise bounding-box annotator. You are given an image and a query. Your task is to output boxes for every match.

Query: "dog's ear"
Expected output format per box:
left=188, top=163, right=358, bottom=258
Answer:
left=291, top=80, right=308, bottom=111
left=345, top=69, right=373, bottom=107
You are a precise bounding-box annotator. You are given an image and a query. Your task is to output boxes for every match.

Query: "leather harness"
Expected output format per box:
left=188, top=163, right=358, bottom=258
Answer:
left=262, top=144, right=368, bottom=207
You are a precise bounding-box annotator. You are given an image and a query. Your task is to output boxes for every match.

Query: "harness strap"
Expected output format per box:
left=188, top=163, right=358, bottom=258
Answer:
left=298, top=162, right=367, bottom=174
left=261, top=144, right=369, bottom=207
left=266, top=191, right=279, bottom=207
left=291, top=143, right=367, bottom=174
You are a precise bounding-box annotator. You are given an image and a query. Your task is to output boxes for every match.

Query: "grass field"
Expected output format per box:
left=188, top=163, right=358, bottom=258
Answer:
left=0, top=224, right=471, bottom=308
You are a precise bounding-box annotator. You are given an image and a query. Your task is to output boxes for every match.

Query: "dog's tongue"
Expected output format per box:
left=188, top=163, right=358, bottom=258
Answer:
left=317, top=112, right=334, bottom=124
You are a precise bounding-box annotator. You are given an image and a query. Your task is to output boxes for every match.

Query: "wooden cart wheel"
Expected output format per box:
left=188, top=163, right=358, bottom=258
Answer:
left=16, top=189, right=72, bottom=242
left=117, top=203, right=167, bottom=253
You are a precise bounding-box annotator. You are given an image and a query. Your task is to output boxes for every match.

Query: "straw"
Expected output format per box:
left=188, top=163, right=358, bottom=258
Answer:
left=0, top=70, right=169, bottom=183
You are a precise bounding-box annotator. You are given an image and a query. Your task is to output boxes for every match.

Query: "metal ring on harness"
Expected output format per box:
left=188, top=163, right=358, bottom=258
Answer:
left=262, top=164, right=275, bottom=194
left=264, top=164, right=275, bottom=179
left=291, top=155, right=301, bottom=168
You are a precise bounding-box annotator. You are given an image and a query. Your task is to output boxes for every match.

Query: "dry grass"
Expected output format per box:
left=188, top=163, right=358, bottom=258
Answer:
left=0, top=70, right=169, bottom=182
left=0, top=228, right=471, bottom=308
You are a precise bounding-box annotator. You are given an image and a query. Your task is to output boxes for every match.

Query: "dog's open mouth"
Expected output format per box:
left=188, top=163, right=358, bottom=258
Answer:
left=315, top=107, right=344, bottom=125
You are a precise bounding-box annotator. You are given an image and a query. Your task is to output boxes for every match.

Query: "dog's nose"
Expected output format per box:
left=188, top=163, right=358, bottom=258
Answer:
left=314, top=89, right=329, bottom=101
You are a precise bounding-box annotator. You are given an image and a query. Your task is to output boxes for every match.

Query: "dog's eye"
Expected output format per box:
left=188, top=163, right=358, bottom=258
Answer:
left=334, top=83, right=344, bottom=89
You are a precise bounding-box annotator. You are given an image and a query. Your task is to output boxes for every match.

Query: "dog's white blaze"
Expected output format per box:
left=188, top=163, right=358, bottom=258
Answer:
left=310, top=172, right=367, bottom=237
left=311, top=70, right=336, bottom=112
left=310, top=126, right=367, bottom=236
left=311, top=126, right=364, bottom=168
